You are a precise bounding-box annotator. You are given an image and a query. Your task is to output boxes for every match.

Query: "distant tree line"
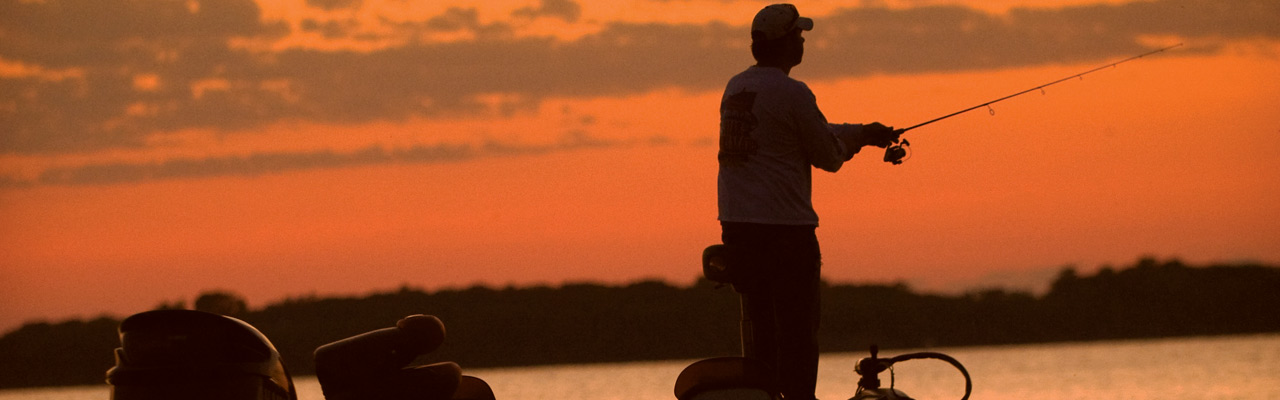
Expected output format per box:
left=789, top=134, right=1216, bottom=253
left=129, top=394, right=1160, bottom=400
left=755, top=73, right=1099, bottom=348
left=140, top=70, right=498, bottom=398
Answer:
left=2, top=257, right=1278, bottom=389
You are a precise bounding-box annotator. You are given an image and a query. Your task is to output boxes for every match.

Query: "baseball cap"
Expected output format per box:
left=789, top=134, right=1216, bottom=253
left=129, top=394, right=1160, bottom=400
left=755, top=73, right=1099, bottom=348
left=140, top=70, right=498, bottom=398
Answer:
left=751, top=4, right=813, bottom=40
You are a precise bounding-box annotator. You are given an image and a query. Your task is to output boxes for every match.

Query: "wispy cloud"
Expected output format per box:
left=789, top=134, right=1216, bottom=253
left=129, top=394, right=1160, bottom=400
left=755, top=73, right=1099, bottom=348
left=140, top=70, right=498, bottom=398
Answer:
left=2, top=131, right=644, bottom=187
left=802, top=1, right=1279, bottom=78
left=306, top=0, right=363, bottom=11
left=513, top=0, right=583, bottom=23
left=1, top=0, right=1275, bottom=183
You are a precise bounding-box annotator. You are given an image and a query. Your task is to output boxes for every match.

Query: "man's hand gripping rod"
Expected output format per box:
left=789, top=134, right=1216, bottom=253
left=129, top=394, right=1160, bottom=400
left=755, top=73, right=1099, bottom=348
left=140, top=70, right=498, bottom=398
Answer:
left=882, top=43, right=1183, bottom=165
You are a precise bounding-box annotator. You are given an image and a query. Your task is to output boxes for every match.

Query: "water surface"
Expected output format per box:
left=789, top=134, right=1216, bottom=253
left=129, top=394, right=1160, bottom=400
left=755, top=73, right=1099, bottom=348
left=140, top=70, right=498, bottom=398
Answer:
left=3, top=334, right=1276, bottom=400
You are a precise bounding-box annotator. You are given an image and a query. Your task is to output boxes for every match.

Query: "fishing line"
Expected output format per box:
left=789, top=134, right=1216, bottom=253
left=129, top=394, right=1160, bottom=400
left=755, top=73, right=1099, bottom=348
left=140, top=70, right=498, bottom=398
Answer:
left=883, top=43, right=1183, bottom=164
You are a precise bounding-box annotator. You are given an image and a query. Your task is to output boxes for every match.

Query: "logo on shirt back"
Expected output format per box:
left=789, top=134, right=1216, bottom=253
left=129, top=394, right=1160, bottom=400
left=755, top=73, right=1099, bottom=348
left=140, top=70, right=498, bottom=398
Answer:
left=719, top=91, right=758, bottom=164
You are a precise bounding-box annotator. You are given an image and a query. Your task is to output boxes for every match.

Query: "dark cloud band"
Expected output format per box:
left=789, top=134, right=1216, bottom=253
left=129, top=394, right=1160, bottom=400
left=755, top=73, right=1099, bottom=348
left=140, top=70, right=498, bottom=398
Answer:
left=2, top=131, right=632, bottom=187
left=1, top=0, right=1275, bottom=184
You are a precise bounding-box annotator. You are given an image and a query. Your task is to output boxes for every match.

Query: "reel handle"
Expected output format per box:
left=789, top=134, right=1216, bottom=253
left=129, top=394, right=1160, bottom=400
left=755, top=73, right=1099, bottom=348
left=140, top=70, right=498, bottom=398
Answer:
left=883, top=139, right=910, bottom=165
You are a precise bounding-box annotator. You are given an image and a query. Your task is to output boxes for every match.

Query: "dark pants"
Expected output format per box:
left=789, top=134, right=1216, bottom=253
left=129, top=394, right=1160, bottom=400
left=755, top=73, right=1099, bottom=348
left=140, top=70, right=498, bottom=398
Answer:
left=721, top=222, right=822, bottom=400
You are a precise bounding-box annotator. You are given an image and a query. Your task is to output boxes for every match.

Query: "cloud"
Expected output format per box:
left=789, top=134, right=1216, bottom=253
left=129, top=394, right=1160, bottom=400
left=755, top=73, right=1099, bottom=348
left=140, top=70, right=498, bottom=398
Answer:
left=2, top=131, right=642, bottom=187
left=2, top=0, right=1276, bottom=159
left=425, top=7, right=485, bottom=32
left=0, top=0, right=272, bottom=66
left=307, top=0, right=363, bottom=11
left=300, top=19, right=358, bottom=39
left=30, top=144, right=474, bottom=186
left=512, top=0, right=583, bottom=23
left=1, top=0, right=283, bottom=153
left=800, top=1, right=1280, bottom=79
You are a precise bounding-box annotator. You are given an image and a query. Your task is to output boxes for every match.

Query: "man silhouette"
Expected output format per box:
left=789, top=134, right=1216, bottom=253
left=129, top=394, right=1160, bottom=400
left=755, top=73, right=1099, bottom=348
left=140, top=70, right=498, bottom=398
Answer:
left=717, top=4, right=900, bottom=400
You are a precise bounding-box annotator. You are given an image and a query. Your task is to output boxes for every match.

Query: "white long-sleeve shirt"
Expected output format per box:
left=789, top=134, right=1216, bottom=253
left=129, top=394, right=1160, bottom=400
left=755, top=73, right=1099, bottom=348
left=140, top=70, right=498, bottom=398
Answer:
left=717, top=66, right=861, bottom=226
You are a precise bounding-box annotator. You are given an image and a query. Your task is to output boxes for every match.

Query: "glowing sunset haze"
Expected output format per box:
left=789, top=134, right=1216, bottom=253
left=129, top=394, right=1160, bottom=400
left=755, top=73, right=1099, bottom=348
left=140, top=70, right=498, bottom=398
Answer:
left=2, top=0, right=1278, bottom=333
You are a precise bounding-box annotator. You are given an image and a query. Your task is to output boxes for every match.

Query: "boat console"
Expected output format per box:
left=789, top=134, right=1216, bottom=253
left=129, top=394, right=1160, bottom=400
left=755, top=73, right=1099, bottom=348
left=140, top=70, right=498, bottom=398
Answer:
left=106, top=310, right=494, bottom=400
left=106, top=309, right=297, bottom=400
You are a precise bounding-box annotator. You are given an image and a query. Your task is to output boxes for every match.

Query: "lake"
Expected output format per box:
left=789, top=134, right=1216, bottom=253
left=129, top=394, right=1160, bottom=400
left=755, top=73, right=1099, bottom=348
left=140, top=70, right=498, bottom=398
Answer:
left=3, top=333, right=1277, bottom=400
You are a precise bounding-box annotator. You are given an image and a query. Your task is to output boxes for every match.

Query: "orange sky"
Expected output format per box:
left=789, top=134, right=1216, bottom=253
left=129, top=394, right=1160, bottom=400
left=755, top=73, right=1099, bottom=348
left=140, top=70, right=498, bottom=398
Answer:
left=2, top=0, right=1279, bottom=334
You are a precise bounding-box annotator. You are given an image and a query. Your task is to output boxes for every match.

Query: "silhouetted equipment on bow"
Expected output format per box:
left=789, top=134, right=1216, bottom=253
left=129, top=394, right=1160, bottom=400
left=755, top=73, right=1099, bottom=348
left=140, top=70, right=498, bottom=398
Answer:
left=314, top=314, right=475, bottom=400
left=702, top=244, right=732, bottom=286
left=685, top=246, right=973, bottom=400
left=851, top=345, right=972, bottom=400
left=675, top=357, right=777, bottom=400
left=106, top=311, right=496, bottom=400
left=884, top=43, right=1183, bottom=165
left=106, top=310, right=298, bottom=400
left=682, top=245, right=777, bottom=400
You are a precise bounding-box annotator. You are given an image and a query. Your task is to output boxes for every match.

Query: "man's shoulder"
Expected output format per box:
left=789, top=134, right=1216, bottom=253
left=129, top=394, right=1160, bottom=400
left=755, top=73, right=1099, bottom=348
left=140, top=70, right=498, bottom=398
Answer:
left=728, top=67, right=811, bottom=96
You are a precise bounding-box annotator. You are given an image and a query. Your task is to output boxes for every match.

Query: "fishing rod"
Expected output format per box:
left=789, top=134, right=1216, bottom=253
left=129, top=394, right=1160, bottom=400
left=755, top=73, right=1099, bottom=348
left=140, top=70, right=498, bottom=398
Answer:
left=883, top=43, right=1183, bottom=164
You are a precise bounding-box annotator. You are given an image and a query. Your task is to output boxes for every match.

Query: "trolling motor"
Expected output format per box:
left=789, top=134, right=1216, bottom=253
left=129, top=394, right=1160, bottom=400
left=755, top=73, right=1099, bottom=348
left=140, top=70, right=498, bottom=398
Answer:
left=851, top=345, right=971, bottom=400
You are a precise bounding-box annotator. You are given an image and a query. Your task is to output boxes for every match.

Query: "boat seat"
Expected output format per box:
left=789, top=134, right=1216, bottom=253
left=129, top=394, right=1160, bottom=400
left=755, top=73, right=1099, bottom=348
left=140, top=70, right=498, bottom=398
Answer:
left=674, top=357, right=776, bottom=400
left=453, top=375, right=497, bottom=400
left=315, top=315, right=460, bottom=400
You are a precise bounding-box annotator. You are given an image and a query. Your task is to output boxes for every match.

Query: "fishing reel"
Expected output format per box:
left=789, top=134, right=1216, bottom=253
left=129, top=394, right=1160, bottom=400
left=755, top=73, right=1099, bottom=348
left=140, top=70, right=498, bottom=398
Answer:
left=883, top=139, right=910, bottom=165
